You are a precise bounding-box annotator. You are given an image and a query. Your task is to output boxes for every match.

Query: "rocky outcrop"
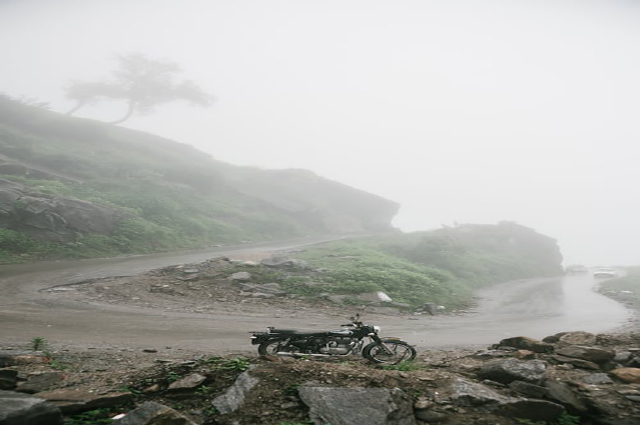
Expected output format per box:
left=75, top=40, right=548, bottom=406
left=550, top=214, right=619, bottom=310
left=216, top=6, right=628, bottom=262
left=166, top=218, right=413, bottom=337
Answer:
left=0, top=178, right=127, bottom=243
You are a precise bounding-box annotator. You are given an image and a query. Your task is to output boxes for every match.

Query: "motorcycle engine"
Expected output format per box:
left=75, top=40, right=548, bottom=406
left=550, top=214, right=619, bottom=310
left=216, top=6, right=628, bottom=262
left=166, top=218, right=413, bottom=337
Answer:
left=318, top=337, right=354, bottom=355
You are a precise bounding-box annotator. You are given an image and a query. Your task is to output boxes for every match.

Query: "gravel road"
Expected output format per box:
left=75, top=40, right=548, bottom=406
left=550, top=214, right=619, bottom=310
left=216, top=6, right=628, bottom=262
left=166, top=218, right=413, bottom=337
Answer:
left=0, top=239, right=633, bottom=353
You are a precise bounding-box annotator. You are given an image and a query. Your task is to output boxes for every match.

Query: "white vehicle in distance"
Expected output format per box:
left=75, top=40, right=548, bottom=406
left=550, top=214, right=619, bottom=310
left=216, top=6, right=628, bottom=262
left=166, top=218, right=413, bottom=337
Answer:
left=593, top=267, right=619, bottom=278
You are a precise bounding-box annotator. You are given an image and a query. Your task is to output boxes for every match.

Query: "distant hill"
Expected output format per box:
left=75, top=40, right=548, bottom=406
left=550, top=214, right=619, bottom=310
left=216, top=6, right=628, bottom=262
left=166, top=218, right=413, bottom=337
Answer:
left=0, top=96, right=398, bottom=262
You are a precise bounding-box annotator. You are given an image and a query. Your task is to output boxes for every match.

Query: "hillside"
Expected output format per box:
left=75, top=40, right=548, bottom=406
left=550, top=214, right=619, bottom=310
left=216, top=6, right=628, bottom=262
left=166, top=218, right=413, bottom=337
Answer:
left=0, top=96, right=398, bottom=263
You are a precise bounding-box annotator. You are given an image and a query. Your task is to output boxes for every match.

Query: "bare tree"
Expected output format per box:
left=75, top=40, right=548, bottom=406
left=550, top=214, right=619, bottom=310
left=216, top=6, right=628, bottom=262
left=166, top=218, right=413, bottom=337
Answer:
left=65, top=54, right=213, bottom=124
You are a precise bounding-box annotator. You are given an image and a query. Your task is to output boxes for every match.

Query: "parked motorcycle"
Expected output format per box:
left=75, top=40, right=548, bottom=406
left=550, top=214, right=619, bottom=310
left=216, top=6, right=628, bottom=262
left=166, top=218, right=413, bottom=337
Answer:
left=250, top=314, right=416, bottom=364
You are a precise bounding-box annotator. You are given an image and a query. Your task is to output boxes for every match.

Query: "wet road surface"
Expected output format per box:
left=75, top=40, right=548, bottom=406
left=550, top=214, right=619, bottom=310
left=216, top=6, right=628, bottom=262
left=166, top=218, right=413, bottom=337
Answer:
left=0, top=242, right=632, bottom=352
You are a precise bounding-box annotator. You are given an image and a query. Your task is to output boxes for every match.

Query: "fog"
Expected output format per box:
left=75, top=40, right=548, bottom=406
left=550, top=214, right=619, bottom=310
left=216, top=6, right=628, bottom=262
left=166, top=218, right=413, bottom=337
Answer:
left=1, top=0, right=639, bottom=266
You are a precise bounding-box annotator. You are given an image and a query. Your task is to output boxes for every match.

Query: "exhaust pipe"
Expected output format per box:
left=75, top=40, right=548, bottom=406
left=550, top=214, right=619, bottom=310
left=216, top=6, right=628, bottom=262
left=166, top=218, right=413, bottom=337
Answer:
left=276, top=352, right=331, bottom=357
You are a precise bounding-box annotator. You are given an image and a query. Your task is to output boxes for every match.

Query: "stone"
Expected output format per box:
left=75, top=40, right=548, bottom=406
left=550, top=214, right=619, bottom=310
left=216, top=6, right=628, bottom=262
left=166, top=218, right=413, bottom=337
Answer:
left=558, top=331, right=597, bottom=346
left=496, top=336, right=554, bottom=353
left=610, top=368, right=640, bottom=383
left=16, top=372, right=65, bottom=394
left=251, top=292, right=275, bottom=299
left=478, top=359, right=547, bottom=384
left=355, top=291, right=393, bottom=303
left=508, top=380, right=549, bottom=398
left=228, top=272, right=251, bottom=282
left=582, top=373, right=613, bottom=385
left=549, top=354, right=600, bottom=370
left=448, top=377, right=513, bottom=406
left=555, top=345, right=615, bottom=364
left=498, top=399, right=564, bottom=422
left=261, top=256, right=308, bottom=270
left=414, top=409, right=449, bottom=422
left=167, top=373, right=207, bottom=391
left=35, top=388, right=134, bottom=414
left=545, top=381, right=589, bottom=413
left=261, top=282, right=282, bottom=290
left=113, top=401, right=196, bottom=425
left=298, top=386, right=416, bottom=425
left=0, top=390, right=63, bottom=425
left=0, top=370, right=18, bottom=390
left=212, top=366, right=259, bottom=414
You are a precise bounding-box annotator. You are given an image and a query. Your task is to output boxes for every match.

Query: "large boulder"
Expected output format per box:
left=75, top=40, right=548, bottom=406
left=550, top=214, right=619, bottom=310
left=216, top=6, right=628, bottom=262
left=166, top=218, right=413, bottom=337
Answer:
left=298, top=386, right=415, bottom=425
left=0, top=390, right=63, bottom=425
left=478, top=359, right=547, bottom=384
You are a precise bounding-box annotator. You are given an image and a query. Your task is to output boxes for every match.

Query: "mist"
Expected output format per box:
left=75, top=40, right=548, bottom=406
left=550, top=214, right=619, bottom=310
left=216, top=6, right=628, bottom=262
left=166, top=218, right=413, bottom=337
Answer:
left=2, top=0, right=639, bottom=266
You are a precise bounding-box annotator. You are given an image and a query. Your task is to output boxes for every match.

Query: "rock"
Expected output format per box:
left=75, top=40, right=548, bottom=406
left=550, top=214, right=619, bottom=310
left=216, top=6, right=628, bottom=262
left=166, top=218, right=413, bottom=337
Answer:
left=498, top=399, right=565, bottom=422
left=167, top=373, right=207, bottom=391
left=228, top=272, right=251, bottom=282
left=212, top=366, right=260, bottom=414
left=549, top=354, right=600, bottom=370
left=388, top=302, right=412, bottom=309
left=251, top=292, right=275, bottom=299
left=325, top=295, right=348, bottom=304
left=113, top=401, right=196, bottom=425
left=261, top=256, right=308, bottom=270
left=0, top=179, right=128, bottom=243
left=355, top=291, right=393, bottom=303
left=496, top=336, right=554, bottom=353
left=419, top=302, right=438, bottom=315
left=298, top=386, right=415, bottom=425
left=582, top=373, right=614, bottom=385
left=542, top=332, right=568, bottom=343
left=448, top=377, right=513, bottom=406
left=0, top=370, right=18, bottom=390
left=478, top=359, right=547, bottom=384
left=0, top=390, right=63, bottom=425
left=261, top=282, right=282, bottom=290
left=414, top=409, right=449, bottom=422
left=610, top=368, right=640, bottom=383
left=508, top=380, right=549, bottom=398
left=0, top=351, right=50, bottom=367
left=35, top=388, right=134, bottom=414
left=558, top=331, right=597, bottom=346
left=555, top=345, right=615, bottom=364
left=545, top=381, right=589, bottom=414
left=16, top=372, right=65, bottom=394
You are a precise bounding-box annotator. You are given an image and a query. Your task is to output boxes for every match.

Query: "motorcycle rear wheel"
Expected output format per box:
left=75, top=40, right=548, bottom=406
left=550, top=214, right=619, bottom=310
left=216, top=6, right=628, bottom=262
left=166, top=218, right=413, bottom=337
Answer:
left=362, top=340, right=416, bottom=364
left=258, top=339, right=298, bottom=356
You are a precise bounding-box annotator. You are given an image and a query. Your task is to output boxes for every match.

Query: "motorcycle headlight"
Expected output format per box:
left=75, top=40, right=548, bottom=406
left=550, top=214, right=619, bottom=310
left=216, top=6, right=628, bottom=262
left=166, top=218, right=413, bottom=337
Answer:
left=373, top=326, right=381, bottom=333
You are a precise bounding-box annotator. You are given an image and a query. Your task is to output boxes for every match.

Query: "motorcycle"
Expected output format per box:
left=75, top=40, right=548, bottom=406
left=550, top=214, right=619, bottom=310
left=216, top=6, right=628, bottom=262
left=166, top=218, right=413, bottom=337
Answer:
left=249, top=314, right=416, bottom=364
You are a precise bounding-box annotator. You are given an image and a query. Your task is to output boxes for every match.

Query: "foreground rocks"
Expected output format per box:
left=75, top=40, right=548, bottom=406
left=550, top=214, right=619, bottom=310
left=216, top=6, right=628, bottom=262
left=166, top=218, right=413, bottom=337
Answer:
left=1, top=331, right=639, bottom=424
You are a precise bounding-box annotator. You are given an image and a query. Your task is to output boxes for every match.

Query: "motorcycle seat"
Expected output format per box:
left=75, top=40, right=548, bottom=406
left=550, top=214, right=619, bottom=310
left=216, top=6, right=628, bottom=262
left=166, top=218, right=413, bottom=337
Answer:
left=270, top=329, right=327, bottom=336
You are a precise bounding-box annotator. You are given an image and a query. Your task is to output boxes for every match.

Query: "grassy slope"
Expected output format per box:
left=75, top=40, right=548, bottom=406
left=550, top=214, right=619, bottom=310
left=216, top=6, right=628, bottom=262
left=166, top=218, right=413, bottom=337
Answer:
left=0, top=97, right=312, bottom=262
left=225, top=225, right=563, bottom=310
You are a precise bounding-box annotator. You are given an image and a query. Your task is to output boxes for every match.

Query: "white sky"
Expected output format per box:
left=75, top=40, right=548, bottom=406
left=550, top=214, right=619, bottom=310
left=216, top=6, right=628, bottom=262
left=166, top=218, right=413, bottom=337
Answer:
left=1, top=0, right=639, bottom=266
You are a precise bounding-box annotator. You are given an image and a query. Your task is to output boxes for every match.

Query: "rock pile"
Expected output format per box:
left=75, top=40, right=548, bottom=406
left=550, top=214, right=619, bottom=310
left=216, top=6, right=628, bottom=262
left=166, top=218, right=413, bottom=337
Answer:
left=1, top=331, right=639, bottom=424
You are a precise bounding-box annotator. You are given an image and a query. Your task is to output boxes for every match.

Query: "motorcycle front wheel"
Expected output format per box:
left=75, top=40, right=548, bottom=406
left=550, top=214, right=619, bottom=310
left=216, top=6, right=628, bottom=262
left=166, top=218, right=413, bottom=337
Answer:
left=258, top=339, right=298, bottom=356
left=362, top=340, right=417, bottom=364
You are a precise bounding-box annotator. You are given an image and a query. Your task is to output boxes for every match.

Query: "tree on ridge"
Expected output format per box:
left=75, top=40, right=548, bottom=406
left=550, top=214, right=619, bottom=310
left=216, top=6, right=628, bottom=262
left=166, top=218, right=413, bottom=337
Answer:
left=65, top=53, right=213, bottom=124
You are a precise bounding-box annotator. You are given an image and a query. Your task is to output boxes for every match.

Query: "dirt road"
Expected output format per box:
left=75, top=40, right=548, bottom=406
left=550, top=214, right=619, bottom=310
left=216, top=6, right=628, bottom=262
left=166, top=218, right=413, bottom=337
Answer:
left=0, top=239, right=633, bottom=353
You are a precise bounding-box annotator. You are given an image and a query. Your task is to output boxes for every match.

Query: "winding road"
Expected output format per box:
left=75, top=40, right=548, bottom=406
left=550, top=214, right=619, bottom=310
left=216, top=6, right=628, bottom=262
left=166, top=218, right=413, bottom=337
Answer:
left=0, top=238, right=632, bottom=352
